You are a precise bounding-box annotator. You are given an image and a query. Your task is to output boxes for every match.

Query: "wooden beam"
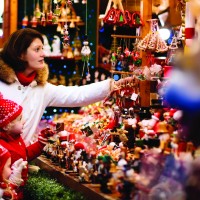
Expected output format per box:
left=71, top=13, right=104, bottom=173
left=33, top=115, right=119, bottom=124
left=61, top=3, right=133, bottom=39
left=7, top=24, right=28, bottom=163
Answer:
left=2, top=0, right=10, bottom=42
left=10, top=0, right=18, bottom=34
left=34, top=156, right=120, bottom=200
left=0, top=0, right=17, bottom=48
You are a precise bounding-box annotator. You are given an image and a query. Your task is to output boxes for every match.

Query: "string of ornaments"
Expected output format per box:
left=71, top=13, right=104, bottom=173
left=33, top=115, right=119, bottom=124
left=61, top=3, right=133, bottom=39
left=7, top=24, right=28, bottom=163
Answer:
left=22, top=0, right=87, bottom=27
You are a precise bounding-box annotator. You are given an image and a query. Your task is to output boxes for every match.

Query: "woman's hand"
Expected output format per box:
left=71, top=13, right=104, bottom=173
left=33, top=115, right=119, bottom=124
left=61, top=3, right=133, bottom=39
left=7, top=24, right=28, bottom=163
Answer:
left=38, top=128, right=56, bottom=145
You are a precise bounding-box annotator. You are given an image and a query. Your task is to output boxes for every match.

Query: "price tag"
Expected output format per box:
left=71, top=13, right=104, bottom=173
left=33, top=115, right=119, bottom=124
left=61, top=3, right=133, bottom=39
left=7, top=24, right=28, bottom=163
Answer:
left=131, top=93, right=138, bottom=101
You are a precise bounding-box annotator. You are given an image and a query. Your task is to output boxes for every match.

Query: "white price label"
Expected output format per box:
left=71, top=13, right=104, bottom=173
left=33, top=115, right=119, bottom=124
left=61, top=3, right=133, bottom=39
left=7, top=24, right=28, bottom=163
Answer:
left=131, top=93, right=138, bottom=101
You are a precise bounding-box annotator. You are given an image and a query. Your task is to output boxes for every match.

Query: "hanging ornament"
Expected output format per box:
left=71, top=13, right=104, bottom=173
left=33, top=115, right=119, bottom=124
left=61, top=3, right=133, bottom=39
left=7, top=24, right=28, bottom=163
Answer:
left=35, top=1, right=42, bottom=19
left=124, top=10, right=132, bottom=27
left=116, top=9, right=127, bottom=26
left=62, top=23, right=70, bottom=48
left=40, top=1, right=46, bottom=26
left=131, top=12, right=144, bottom=28
left=156, top=34, right=168, bottom=53
left=81, top=37, right=91, bottom=61
left=31, top=16, right=38, bottom=28
left=54, top=4, right=61, bottom=16
left=57, top=22, right=62, bottom=32
left=22, top=16, right=28, bottom=27
left=103, top=8, right=117, bottom=25
left=41, top=13, right=46, bottom=26
left=137, top=19, right=168, bottom=53
left=31, top=0, right=37, bottom=27
left=81, top=2, right=91, bottom=80
left=166, top=34, right=179, bottom=66
left=69, top=21, right=75, bottom=28
left=47, top=0, right=53, bottom=23
left=22, top=0, right=28, bottom=27
left=61, top=1, right=72, bottom=48
left=81, top=35, right=91, bottom=79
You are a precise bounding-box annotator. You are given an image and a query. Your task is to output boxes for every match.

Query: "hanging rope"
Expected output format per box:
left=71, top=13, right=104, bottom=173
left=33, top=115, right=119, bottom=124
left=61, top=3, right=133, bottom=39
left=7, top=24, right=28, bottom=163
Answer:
left=22, top=0, right=28, bottom=27
left=85, top=0, right=88, bottom=36
left=24, top=0, right=26, bottom=17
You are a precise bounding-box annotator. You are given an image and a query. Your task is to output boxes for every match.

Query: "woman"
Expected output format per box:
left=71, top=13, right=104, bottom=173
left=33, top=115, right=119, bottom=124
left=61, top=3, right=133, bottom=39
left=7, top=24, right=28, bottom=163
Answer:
left=0, top=28, right=127, bottom=146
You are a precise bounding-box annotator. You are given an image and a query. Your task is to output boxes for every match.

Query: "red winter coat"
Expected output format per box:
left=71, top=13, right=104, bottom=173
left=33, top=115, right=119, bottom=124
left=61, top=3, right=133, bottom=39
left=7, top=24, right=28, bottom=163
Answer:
left=0, top=132, right=45, bottom=199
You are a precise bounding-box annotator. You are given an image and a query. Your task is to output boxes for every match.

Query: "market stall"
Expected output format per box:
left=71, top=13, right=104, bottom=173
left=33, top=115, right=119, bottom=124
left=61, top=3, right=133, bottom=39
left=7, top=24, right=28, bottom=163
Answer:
left=2, top=0, right=200, bottom=200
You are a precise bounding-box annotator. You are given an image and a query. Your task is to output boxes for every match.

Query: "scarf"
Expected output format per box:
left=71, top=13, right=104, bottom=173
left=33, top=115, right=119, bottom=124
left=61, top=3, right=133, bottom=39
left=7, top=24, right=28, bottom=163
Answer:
left=16, top=72, right=36, bottom=86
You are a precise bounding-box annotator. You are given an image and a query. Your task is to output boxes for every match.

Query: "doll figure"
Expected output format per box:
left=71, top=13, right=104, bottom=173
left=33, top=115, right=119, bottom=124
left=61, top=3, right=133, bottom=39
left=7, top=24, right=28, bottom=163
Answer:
left=0, top=145, right=27, bottom=200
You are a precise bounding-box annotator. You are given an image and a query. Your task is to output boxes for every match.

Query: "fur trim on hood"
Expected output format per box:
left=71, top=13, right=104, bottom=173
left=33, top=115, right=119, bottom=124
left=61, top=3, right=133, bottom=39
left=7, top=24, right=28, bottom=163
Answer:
left=0, top=57, right=49, bottom=86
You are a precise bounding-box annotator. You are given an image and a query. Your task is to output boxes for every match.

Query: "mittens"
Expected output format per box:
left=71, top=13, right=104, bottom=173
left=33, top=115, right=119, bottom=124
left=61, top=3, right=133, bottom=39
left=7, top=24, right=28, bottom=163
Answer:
left=9, top=158, right=27, bottom=186
left=38, top=128, right=56, bottom=145
left=0, top=188, right=3, bottom=199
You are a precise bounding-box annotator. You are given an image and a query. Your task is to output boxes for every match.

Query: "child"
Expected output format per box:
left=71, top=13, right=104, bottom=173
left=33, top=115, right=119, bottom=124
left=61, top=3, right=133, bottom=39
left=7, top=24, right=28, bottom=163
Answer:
left=0, top=144, right=27, bottom=200
left=0, top=93, right=55, bottom=199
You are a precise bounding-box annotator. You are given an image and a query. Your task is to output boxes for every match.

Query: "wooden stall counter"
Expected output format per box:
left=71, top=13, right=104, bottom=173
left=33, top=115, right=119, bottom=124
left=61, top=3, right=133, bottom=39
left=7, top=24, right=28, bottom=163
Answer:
left=34, top=156, right=120, bottom=200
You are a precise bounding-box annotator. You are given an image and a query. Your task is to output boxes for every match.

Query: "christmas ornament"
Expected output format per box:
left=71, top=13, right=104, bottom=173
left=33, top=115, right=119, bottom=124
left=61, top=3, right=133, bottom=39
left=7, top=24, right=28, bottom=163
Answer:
left=62, top=23, right=70, bottom=48
left=35, top=1, right=42, bottom=19
left=81, top=2, right=91, bottom=79
left=81, top=36, right=91, bottom=77
left=22, top=0, right=28, bottom=27
left=137, top=19, right=168, bottom=53
left=166, top=34, right=179, bottom=66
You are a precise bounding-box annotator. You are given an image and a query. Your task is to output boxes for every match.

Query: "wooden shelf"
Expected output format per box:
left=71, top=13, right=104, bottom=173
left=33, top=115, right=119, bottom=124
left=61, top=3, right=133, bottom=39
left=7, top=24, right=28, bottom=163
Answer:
left=44, top=56, right=82, bottom=61
left=45, top=56, right=74, bottom=60
left=111, top=34, right=142, bottom=39
left=34, top=156, right=120, bottom=200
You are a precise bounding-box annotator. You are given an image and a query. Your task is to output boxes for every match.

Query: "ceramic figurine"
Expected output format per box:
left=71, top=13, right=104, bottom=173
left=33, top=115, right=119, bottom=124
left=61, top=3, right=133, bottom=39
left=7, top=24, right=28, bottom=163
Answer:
left=98, top=155, right=112, bottom=194
left=42, top=35, right=51, bottom=57
left=51, top=35, right=62, bottom=56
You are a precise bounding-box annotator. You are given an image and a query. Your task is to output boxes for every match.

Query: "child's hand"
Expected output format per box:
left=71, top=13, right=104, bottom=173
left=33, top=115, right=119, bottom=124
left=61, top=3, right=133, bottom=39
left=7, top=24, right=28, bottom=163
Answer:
left=38, top=128, right=56, bottom=145
left=9, top=158, right=27, bottom=186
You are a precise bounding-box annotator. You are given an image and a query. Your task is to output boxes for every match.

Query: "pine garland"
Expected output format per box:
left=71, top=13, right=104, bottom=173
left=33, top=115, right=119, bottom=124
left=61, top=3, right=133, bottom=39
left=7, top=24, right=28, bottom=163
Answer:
left=24, top=170, right=86, bottom=200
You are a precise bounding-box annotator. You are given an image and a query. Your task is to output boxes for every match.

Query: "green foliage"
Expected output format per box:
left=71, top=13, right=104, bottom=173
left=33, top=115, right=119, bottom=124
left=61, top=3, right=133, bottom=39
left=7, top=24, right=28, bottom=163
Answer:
left=24, top=170, right=86, bottom=200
